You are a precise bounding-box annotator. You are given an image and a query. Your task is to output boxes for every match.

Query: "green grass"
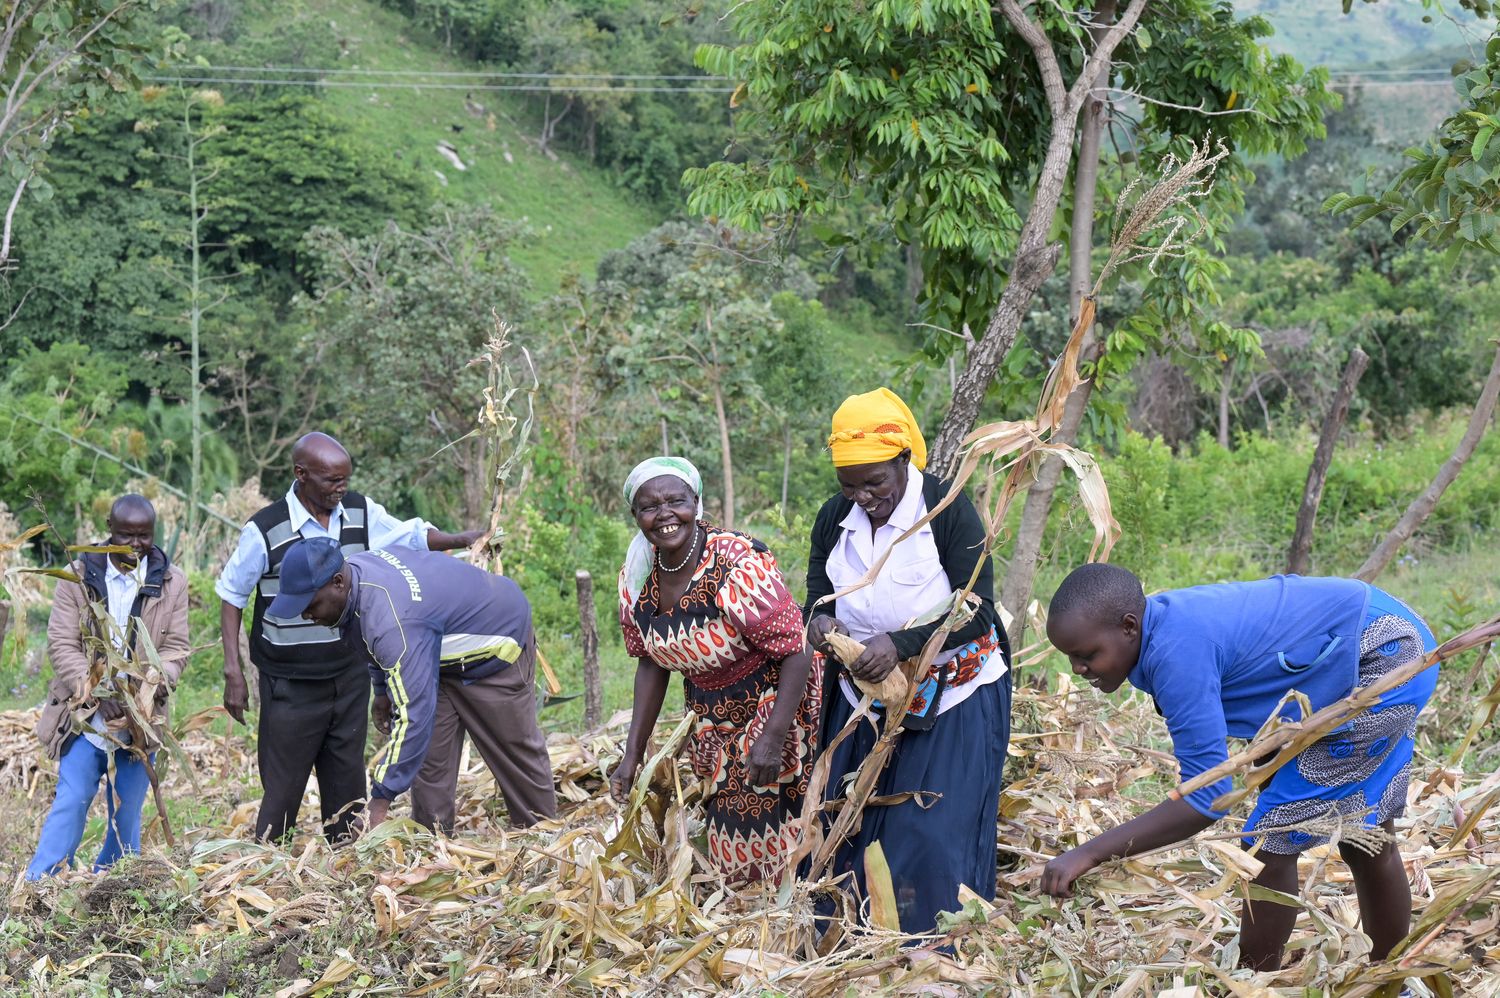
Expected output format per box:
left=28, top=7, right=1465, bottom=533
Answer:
left=295, top=0, right=666, bottom=294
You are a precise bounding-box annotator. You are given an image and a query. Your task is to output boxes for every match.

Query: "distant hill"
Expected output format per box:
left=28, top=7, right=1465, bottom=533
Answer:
left=1238, top=0, right=1484, bottom=143
left=281, top=0, right=667, bottom=292
left=1238, top=0, right=1482, bottom=68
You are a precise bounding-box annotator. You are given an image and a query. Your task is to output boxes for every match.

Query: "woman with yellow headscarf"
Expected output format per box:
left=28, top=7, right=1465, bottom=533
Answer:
left=804, top=388, right=1012, bottom=934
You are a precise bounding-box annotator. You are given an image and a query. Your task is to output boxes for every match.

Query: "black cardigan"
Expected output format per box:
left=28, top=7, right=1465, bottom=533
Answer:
left=802, top=472, right=1002, bottom=661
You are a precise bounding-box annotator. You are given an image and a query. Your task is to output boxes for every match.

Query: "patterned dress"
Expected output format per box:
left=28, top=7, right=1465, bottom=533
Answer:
left=1244, top=587, right=1439, bottom=854
left=619, top=523, right=821, bottom=884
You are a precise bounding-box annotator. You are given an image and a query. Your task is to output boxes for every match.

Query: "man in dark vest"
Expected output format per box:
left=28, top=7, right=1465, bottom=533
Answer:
left=216, top=431, right=481, bottom=843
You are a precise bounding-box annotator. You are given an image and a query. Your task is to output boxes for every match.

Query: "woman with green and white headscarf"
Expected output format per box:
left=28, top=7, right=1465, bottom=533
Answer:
left=611, top=456, right=821, bottom=885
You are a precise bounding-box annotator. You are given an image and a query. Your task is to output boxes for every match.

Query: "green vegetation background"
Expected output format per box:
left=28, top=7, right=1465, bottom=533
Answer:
left=2, top=0, right=1499, bottom=804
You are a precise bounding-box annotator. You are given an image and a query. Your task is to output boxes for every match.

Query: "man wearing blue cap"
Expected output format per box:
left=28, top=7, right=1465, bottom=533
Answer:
left=216, top=431, right=483, bottom=843
left=268, top=537, right=556, bottom=832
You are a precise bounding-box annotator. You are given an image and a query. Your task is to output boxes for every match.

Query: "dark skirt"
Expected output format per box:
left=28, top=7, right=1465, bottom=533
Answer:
left=820, top=673, right=1011, bottom=933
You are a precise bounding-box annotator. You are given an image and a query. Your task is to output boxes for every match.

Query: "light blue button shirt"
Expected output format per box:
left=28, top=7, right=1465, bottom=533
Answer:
left=214, top=483, right=435, bottom=608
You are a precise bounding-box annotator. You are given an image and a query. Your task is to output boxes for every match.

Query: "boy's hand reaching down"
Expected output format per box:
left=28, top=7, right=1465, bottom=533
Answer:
left=1040, top=846, right=1100, bottom=899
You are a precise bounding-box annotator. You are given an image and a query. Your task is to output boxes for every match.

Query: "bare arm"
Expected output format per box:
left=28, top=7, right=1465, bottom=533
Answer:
left=220, top=601, right=250, bottom=724
left=426, top=527, right=484, bottom=551
left=1041, top=796, right=1216, bottom=898
left=609, top=657, right=672, bottom=799
left=746, top=646, right=813, bottom=785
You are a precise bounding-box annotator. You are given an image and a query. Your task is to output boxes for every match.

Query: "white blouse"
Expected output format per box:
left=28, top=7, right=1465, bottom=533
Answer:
left=823, top=469, right=1006, bottom=714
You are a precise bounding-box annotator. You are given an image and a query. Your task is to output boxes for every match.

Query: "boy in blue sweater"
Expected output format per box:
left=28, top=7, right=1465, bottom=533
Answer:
left=1040, top=564, right=1438, bottom=971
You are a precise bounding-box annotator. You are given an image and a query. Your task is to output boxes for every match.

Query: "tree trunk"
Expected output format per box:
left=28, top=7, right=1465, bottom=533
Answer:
left=925, top=0, right=1147, bottom=478
left=712, top=377, right=735, bottom=530
left=1287, top=347, right=1368, bottom=576
left=576, top=570, right=602, bottom=729
left=781, top=423, right=792, bottom=518
left=708, top=341, right=735, bottom=530
left=186, top=105, right=203, bottom=561
left=904, top=240, right=923, bottom=306
left=1355, top=342, right=1500, bottom=582
left=1217, top=358, right=1232, bottom=449
left=995, top=0, right=1115, bottom=646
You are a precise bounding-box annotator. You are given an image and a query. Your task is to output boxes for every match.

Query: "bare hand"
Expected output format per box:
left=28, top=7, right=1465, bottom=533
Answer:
left=610, top=753, right=643, bottom=801
left=362, top=796, right=391, bottom=836
left=848, top=633, right=900, bottom=683
left=1040, top=846, right=1099, bottom=899
left=223, top=672, right=249, bottom=725
left=807, top=615, right=848, bottom=656
left=96, top=698, right=126, bottom=722
left=154, top=685, right=170, bottom=706
left=372, top=694, right=393, bottom=735
left=745, top=730, right=785, bottom=787
left=455, top=528, right=486, bottom=547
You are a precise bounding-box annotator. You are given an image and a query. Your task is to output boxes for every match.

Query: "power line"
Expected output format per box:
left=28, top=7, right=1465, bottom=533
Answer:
left=184, top=63, right=729, bottom=82
left=146, top=75, right=734, bottom=94
left=1327, top=68, right=1456, bottom=77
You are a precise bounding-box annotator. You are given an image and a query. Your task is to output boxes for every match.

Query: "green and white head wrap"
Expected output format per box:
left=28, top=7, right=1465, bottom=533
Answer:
left=622, top=456, right=704, bottom=603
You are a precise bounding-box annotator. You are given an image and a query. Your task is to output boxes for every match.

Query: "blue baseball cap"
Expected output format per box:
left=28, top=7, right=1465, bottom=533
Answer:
left=266, top=538, right=346, bottom=618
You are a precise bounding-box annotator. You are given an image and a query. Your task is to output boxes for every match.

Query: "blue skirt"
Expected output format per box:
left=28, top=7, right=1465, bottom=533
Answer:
left=819, top=673, right=1011, bottom=933
left=1244, top=587, right=1439, bottom=854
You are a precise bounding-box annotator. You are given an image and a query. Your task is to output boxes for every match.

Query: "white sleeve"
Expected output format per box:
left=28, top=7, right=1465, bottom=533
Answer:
left=364, top=497, right=435, bottom=551
left=214, top=523, right=269, bottom=608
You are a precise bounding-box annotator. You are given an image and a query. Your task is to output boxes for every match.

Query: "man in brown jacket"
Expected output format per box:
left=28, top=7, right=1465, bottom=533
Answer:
left=26, top=494, right=190, bottom=879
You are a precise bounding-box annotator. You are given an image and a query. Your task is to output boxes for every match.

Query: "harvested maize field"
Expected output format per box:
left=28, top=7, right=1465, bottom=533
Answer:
left=3, top=658, right=1498, bottom=997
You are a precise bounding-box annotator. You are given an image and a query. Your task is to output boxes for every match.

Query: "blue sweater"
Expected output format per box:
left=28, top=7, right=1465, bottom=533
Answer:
left=1128, top=575, right=1372, bottom=817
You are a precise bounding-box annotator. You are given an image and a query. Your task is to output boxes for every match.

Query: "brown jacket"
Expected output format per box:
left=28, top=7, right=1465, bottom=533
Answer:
left=35, top=548, right=190, bottom=759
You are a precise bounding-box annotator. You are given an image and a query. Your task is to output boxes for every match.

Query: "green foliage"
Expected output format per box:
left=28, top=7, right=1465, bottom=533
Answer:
left=0, top=0, right=182, bottom=257
left=0, top=90, right=432, bottom=388
left=1212, top=249, right=1499, bottom=432
left=1327, top=32, right=1500, bottom=258
left=1040, top=413, right=1500, bottom=596
left=0, top=344, right=138, bottom=543
left=300, top=203, right=533, bottom=518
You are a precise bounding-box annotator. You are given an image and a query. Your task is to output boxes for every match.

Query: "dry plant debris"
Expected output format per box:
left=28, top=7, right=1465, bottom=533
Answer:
left=3, top=663, right=1498, bottom=997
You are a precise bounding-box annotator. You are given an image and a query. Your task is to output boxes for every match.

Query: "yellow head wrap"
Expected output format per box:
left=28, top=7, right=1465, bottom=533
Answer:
left=827, top=387, right=928, bottom=470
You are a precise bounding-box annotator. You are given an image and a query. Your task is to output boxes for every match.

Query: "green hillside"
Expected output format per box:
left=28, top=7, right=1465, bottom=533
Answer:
left=282, top=0, right=667, bottom=292
left=1239, top=0, right=1482, bottom=67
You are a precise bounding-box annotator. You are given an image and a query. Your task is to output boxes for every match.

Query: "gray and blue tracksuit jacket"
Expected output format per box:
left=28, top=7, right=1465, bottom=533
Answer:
left=336, top=548, right=533, bottom=801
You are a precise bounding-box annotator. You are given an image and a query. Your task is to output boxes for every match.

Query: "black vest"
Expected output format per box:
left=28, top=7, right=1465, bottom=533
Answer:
left=247, top=491, right=369, bottom=679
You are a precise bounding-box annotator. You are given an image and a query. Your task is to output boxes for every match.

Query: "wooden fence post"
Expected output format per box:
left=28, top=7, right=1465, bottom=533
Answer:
left=576, top=570, right=602, bottom=729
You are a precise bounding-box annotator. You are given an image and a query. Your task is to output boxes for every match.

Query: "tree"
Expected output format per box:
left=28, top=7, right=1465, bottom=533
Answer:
left=1328, top=33, right=1500, bottom=259
left=136, top=88, right=243, bottom=552
left=300, top=204, right=532, bottom=524
left=1326, top=8, right=1500, bottom=579
left=0, top=0, right=171, bottom=270
left=687, top=0, right=1333, bottom=633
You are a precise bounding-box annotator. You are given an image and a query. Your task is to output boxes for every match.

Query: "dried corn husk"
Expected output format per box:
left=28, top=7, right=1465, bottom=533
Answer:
left=4, top=656, right=1500, bottom=996
left=824, top=631, right=909, bottom=703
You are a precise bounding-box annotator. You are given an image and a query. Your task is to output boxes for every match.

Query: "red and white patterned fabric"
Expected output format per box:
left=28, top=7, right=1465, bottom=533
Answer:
left=619, top=524, right=821, bottom=884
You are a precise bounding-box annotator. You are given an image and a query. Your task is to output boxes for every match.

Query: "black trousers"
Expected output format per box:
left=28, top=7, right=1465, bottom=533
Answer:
left=254, top=661, right=369, bottom=844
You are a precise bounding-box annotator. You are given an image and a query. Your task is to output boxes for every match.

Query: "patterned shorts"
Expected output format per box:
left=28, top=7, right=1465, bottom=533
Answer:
left=1243, top=590, right=1439, bottom=855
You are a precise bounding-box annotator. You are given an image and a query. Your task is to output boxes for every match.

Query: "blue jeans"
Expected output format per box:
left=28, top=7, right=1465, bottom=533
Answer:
left=26, top=736, right=153, bottom=880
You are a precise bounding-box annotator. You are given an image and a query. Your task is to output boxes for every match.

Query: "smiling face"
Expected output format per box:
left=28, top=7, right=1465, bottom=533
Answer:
left=834, top=450, right=910, bottom=528
left=631, top=476, right=698, bottom=561
left=293, top=446, right=352, bottom=516
left=1046, top=608, right=1142, bottom=693
left=302, top=571, right=351, bottom=627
